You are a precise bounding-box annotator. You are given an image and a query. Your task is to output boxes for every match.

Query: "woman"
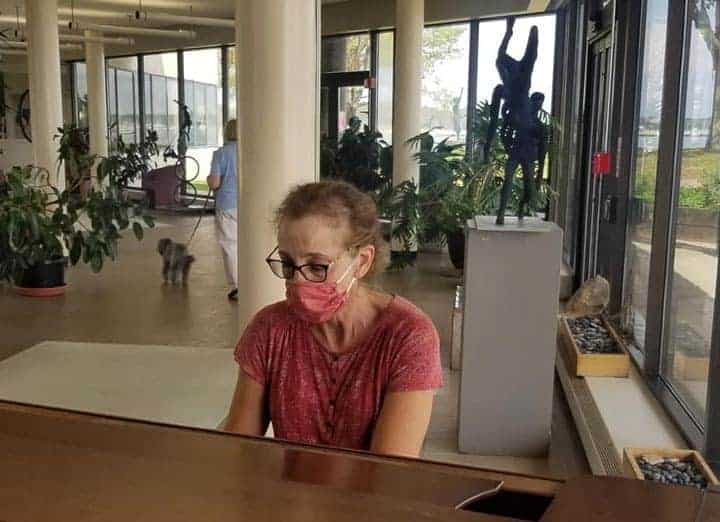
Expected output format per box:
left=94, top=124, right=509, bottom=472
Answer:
left=207, top=119, right=239, bottom=300
left=221, top=181, right=442, bottom=457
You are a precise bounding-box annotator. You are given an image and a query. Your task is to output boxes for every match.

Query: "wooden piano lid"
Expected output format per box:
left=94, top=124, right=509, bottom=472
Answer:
left=0, top=401, right=710, bottom=521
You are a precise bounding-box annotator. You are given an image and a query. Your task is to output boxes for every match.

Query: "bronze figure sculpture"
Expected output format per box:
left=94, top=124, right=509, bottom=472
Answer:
left=484, top=17, right=545, bottom=225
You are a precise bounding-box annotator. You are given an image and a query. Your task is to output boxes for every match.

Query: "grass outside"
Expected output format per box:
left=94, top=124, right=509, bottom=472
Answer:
left=191, top=179, right=210, bottom=195
left=634, top=148, right=720, bottom=209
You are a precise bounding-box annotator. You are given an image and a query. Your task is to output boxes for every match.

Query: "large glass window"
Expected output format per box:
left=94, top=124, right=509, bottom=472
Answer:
left=662, top=0, right=720, bottom=421
left=421, top=24, right=470, bottom=144
left=106, top=68, right=117, bottom=142
left=321, top=34, right=370, bottom=72
left=377, top=31, right=394, bottom=143
left=622, top=0, right=669, bottom=352
left=143, top=53, right=178, bottom=149
left=227, top=47, right=237, bottom=120
left=73, top=62, right=88, bottom=127
left=183, top=48, right=223, bottom=196
left=108, top=57, right=140, bottom=146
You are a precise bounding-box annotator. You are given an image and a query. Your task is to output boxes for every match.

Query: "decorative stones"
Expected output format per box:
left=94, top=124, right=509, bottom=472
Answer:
left=566, top=316, right=621, bottom=354
left=636, top=456, right=708, bottom=489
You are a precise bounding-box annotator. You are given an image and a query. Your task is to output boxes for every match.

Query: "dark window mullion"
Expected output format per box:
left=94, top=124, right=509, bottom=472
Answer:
left=465, top=20, right=479, bottom=161
left=138, top=55, right=146, bottom=143
left=369, top=30, right=378, bottom=133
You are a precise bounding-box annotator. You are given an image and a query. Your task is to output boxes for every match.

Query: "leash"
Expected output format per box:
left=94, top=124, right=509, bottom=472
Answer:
left=186, top=188, right=213, bottom=247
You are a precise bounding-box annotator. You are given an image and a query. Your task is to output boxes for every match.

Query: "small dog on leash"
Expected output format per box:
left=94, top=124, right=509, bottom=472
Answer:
left=157, top=238, right=195, bottom=285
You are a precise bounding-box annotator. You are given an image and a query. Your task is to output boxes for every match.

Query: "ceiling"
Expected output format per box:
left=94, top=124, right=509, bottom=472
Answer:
left=0, top=0, right=349, bottom=22
left=0, top=0, right=551, bottom=60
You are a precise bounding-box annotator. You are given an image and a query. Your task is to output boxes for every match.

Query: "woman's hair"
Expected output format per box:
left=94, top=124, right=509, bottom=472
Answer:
left=275, top=181, right=389, bottom=276
left=224, top=119, right=237, bottom=142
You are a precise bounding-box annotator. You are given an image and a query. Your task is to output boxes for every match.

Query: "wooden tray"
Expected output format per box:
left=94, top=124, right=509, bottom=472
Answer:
left=623, top=447, right=720, bottom=487
left=558, top=313, right=630, bottom=378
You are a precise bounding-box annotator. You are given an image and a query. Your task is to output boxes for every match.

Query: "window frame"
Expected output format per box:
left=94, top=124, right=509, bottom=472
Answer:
left=615, top=0, right=720, bottom=471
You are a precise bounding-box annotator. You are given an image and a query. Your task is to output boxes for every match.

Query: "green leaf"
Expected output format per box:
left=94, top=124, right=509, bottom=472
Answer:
left=132, top=222, right=144, bottom=241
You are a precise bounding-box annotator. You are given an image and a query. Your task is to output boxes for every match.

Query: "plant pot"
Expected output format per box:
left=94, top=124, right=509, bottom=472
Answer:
left=13, top=258, right=68, bottom=297
left=445, top=229, right=465, bottom=270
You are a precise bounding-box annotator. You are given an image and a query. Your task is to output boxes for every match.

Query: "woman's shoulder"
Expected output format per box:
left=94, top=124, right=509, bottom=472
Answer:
left=249, top=300, right=294, bottom=327
left=382, top=295, right=438, bottom=339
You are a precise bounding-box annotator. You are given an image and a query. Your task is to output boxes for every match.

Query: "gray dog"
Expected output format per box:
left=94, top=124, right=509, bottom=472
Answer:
left=157, top=238, right=195, bottom=285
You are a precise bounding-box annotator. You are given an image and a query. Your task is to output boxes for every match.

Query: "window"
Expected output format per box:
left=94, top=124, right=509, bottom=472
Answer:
left=73, top=62, right=88, bottom=127
left=143, top=53, right=178, bottom=148
left=106, top=67, right=117, bottom=142
left=108, top=57, right=140, bottom=146
left=662, top=0, right=719, bottom=422
left=151, top=75, right=169, bottom=144
left=321, top=34, right=370, bottom=72
left=227, top=47, right=237, bottom=119
left=377, top=31, right=394, bottom=143
left=421, top=24, right=470, bottom=144
left=183, top=48, right=223, bottom=195
left=622, top=0, right=669, bottom=352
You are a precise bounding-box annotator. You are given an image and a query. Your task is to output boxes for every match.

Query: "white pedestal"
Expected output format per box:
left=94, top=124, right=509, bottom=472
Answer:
left=458, top=216, right=562, bottom=457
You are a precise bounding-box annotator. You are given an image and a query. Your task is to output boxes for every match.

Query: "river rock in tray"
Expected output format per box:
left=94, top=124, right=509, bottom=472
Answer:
left=637, top=456, right=709, bottom=489
left=566, top=316, right=620, bottom=354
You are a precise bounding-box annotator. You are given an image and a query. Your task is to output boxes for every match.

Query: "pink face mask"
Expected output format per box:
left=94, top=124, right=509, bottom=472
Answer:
left=286, top=259, right=357, bottom=324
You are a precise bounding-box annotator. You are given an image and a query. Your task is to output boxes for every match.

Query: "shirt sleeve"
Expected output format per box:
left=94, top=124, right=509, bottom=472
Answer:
left=234, top=310, right=271, bottom=386
left=387, top=317, right=443, bottom=393
left=210, top=148, right=224, bottom=177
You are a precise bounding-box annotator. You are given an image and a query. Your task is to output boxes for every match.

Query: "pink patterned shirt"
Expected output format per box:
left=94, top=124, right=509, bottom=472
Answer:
left=235, top=295, right=443, bottom=451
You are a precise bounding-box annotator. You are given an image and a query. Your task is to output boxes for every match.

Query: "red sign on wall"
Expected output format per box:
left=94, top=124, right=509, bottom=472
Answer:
left=592, top=151, right=612, bottom=177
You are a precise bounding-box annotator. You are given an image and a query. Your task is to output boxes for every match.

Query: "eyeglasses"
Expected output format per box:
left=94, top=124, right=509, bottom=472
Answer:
left=265, top=246, right=335, bottom=283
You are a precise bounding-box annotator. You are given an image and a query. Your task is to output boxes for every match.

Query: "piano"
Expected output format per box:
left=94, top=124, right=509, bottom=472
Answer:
left=0, top=400, right=716, bottom=521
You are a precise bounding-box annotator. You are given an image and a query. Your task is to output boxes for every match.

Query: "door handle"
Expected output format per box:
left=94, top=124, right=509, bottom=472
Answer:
left=602, top=195, right=617, bottom=223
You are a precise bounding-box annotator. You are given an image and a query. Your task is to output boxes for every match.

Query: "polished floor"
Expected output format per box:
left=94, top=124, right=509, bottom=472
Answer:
left=0, top=212, right=589, bottom=478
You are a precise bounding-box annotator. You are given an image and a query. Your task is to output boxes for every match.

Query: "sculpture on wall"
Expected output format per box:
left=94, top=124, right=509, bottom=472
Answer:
left=484, top=17, right=546, bottom=225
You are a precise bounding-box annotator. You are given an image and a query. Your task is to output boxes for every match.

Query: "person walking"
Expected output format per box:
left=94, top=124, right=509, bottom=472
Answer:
left=207, top=119, right=239, bottom=300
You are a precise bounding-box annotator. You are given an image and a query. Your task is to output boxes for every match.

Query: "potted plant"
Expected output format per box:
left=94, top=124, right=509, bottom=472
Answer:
left=322, top=116, right=392, bottom=193
left=0, top=129, right=158, bottom=296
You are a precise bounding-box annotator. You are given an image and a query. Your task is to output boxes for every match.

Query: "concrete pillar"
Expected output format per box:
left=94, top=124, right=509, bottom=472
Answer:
left=391, top=0, right=423, bottom=255
left=26, top=0, right=64, bottom=188
left=235, top=0, right=319, bottom=328
left=84, top=30, right=108, bottom=161
left=392, top=0, right=424, bottom=187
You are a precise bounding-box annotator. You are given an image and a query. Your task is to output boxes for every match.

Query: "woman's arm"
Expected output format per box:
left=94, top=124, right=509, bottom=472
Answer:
left=217, top=370, right=269, bottom=436
left=207, top=174, right=222, bottom=191
left=369, top=390, right=435, bottom=458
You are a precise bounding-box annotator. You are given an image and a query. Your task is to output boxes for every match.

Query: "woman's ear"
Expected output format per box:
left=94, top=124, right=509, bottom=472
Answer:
left=355, top=245, right=376, bottom=280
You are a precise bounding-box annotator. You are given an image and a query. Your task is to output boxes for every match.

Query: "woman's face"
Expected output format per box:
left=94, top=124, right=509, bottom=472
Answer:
left=277, top=215, right=374, bottom=287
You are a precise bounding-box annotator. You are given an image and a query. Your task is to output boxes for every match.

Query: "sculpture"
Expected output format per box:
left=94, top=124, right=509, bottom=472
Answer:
left=484, top=17, right=546, bottom=225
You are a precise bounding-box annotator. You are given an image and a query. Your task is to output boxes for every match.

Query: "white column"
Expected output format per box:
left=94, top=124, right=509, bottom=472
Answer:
left=391, top=0, right=424, bottom=255
left=26, top=0, right=64, bottom=188
left=392, top=0, right=424, bottom=187
left=84, top=30, right=108, bottom=161
left=235, top=0, right=319, bottom=328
